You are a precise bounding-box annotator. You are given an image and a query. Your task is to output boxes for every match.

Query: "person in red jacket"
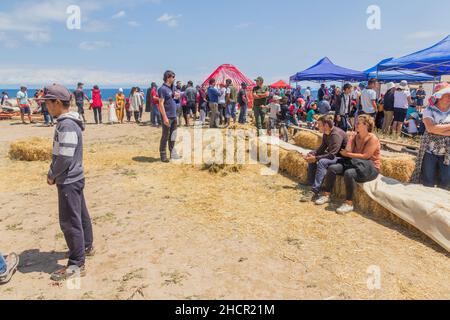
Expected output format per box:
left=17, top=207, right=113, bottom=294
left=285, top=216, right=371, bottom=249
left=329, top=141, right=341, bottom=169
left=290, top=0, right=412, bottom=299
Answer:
left=90, top=85, right=103, bottom=124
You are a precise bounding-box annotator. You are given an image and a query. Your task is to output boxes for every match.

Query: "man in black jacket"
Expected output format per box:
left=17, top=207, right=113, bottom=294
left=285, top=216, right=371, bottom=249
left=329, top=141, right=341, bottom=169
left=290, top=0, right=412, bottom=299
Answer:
left=300, top=115, right=348, bottom=202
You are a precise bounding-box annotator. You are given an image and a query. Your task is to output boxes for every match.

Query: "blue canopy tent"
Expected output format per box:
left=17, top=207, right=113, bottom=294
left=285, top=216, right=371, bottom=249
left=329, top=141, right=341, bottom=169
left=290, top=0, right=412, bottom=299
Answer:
left=365, top=58, right=435, bottom=82
left=379, top=35, right=450, bottom=78
left=290, top=57, right=367, bottom=82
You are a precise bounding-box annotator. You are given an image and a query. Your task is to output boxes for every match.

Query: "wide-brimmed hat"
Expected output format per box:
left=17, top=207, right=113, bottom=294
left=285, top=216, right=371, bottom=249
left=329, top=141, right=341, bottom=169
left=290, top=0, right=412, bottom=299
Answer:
left=386, top=82, right=395, bottom=90
left=398, top=80, right=409, bottom=89
left=432, top=82, right=450, bottom=99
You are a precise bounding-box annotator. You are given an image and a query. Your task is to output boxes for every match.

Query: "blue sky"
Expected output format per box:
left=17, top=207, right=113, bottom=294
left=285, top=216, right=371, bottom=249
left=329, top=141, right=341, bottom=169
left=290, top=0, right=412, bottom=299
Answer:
left=0, top=0, right=449, bottom=88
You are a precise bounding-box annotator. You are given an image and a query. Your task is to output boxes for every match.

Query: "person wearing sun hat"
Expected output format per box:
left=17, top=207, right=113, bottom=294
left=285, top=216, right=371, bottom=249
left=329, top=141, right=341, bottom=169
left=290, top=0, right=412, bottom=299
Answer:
left=392, top=80, right=414, bottom=137
left=411, top=82, right=450, bottom=190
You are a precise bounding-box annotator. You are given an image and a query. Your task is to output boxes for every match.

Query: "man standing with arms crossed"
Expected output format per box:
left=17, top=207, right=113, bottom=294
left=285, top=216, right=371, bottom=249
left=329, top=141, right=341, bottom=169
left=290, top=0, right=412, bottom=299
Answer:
left=158, top=70, right=179, bottom=163
left=252, top=77, right=270, bottom=136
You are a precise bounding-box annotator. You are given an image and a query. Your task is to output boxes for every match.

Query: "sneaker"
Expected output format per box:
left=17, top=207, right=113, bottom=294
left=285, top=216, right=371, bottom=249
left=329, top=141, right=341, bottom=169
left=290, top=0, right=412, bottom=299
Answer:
left=336, top=203, right=354, bottom=214
left=315, top=195, right=331, bottom=206
left=300, top=191, right=318, bottom=203
left=51, top=265, right=86, bottom=282
left=161, top=157, right=170, bottom=163
left=0, top=253, right=19, bottom=285
left=171, top=151, right=182, bottom=160
left=85, top=246, right=96, bottom=257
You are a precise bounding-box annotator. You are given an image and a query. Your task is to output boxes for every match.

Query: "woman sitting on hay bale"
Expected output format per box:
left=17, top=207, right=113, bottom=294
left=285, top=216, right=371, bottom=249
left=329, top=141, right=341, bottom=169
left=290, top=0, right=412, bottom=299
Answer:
left=412, top=82, right=450, bottom=190
left=315, top=115, right=381, bottom=214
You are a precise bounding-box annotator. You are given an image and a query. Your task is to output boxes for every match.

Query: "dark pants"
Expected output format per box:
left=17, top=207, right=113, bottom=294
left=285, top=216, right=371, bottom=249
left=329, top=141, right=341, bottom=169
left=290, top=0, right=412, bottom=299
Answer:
left=126, top=110, right=131, bottom=122
left=323, top=160, right=378, bottom=201
left=254, top=106, right=266, bottom=131
left=57, top=179, right=93, bottom=267
left=238, top=104, right=248, bottom=124
left=93, top=108, right=102, bottom=124
left=133, top=111, right=140, bottom=123
left=422, top=152, right=450, bottom=190
left=308, top=158, right=340, bottom=194
left=160, top=118, right=177, bottom=158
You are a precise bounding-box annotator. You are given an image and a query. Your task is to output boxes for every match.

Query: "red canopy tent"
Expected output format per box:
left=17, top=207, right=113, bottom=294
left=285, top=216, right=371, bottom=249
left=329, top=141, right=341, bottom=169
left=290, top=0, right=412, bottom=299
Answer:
left=201, top=64, right=255, bottom=89
left=270, top=80, right=291, bottom=89
left=201, top=64, right=255, bottom=108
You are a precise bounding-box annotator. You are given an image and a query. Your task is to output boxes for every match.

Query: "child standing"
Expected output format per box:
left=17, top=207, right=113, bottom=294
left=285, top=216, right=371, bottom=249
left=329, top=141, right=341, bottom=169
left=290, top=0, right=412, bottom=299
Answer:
left=266, top=95, right=282, bottom=136
left=108, top=98, right=118, bottom=125
left=43, top=84, right=94, bottom=282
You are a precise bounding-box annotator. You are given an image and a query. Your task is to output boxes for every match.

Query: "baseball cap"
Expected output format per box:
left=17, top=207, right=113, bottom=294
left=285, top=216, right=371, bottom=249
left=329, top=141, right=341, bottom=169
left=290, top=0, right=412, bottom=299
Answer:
left=42, top=84, right=72, bottom=102
left=255, top=76, right=264, bottom=83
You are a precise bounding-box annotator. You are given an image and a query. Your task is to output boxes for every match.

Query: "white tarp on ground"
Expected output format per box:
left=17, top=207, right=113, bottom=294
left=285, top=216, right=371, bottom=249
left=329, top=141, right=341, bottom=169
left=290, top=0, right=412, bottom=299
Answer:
left=259, top=136, right=450, bottom=252
left=363, top=177, right=450, bottom=252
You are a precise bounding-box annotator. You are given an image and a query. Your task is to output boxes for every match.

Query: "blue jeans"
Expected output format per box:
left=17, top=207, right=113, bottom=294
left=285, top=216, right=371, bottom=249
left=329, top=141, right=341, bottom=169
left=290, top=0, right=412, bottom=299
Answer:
left=0, top=253, right=6, bottom=274
left=422, top=152, right=450, bottom=190
left=151, top=105, right=161, bottom=125
left=42, top=106, right=53, bottom=124
left=238, top=104, right=247, bottom=124
left=226, top=103, right=236, bottom=119
left=287, top=115, right=298, bottom=127
left=307, top=158, right=340, bottom=194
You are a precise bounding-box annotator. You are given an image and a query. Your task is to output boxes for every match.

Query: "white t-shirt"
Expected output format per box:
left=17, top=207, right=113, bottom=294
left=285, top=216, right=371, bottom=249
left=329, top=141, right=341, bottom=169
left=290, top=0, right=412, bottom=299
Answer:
left=304, top=89, right=311, bottom=98
left=423, top=106, right=450, bottom=125
left=219, top=88, right=226, bottom=104
left=407, top=119, right=418, bottom=134
left=361, top=89, right=377, bottom=114
left=268, top=103, right=281, bottom=119
left=393, top=90, right=411, bottom=109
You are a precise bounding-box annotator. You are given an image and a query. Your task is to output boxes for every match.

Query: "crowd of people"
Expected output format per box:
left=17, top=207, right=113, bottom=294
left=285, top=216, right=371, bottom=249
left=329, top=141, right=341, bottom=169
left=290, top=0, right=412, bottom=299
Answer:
left=0, top=71, right=449, bottom=285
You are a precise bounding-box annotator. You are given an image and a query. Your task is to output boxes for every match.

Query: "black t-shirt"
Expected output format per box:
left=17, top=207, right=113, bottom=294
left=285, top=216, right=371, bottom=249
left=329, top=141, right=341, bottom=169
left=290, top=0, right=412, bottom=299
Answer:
left=383, top=89, right=395, bottom=111
left=237, top=89, right=247, bottom=105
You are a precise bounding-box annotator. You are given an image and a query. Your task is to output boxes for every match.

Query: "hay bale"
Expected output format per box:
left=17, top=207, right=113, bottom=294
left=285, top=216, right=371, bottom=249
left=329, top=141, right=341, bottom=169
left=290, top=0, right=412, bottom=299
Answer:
left=279, top=150, right=308, bottom=183
left=9, top=137, right=52, bottom=161
left=293, top=131, right=322, bottom=151
left=381, top=156, right=416, bottom=183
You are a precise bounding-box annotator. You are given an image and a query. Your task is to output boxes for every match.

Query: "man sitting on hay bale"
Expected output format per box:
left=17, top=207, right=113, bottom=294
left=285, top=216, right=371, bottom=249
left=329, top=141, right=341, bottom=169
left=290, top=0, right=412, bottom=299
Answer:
left=315, top=115, right=381, bottom=214
left=300, top=115, right=348, bottom=203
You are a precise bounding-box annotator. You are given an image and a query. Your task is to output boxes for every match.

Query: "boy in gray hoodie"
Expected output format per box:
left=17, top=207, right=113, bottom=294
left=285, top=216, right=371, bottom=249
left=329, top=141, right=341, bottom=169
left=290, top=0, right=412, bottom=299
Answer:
left=43, top=84, right=94, bottom=282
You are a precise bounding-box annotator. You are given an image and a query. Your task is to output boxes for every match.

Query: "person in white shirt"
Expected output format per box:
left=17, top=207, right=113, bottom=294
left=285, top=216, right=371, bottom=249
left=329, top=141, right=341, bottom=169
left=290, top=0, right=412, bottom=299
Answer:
left=265, top=95, right=281, bottom=136
left=393, top=80, right=414, bottom=137
left=360, top=79, right=378, bottom=117
left=218, top=84, right=226, bottom=125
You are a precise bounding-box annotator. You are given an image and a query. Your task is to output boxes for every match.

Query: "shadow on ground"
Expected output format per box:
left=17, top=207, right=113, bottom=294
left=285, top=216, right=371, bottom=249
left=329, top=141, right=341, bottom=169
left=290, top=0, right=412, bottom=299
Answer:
left=18, top=249, right=66, bottom=275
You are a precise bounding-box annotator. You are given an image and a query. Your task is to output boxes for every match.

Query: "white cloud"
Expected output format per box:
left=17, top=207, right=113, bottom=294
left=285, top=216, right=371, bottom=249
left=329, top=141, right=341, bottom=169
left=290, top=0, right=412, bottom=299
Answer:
left=407, top=31, right=447, bottom=40
left=79, top=41, right=111, bottom=51
left=0, top=65, right=161, bottom=87
left=83, top=20, right=111, bottom=33
left=25, top=31, right=51, bottom=43
left=112, top=11, right=126, bottom=19
left=235, top=23, right=251, bottom=30
left=0, top=0, right=105, bottom=45
left=157, top=13, right=181, bottom=28
left=128, top=21, right=141, bottom=27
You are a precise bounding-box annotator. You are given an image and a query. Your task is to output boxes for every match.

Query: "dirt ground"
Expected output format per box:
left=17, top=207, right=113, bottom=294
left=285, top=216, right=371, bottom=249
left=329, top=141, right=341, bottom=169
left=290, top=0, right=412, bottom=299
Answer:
left=0, top=110, right=449, bottom=300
